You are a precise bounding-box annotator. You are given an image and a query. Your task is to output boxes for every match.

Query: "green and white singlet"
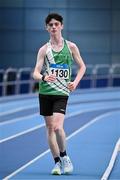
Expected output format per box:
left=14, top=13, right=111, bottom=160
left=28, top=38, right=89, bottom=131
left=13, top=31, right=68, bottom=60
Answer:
left=39, top=40, right=73, bottom=96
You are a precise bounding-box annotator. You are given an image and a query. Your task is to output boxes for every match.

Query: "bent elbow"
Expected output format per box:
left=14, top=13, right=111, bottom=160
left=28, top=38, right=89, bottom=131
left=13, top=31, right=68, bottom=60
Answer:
left=84, top=64, right=86, bottom=73
left=82, top=64, right=86, bottom=74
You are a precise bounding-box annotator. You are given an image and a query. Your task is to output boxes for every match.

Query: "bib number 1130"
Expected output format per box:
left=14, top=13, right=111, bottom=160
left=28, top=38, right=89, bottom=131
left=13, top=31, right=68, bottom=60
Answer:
left=49, top=64, right=69, bottom=79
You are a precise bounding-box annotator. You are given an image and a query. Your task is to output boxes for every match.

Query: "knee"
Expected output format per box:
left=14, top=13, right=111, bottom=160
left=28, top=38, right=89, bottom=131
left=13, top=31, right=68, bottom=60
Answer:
left=54, top=120, right=63, bottom=132
left=46, top=124, right=55, bottom=135
left=54, top=126, right=63, bottom=134
left=46, top=122, right=63, bottom=134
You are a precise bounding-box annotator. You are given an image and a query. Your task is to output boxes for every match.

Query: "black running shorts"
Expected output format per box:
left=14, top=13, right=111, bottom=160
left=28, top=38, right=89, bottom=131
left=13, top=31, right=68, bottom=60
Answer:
left=39, top=94, right=69, bottom=116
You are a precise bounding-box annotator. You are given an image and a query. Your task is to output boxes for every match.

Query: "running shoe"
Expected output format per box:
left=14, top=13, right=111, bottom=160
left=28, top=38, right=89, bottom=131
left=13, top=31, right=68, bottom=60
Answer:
left=62, top=156, right=73, bottom=174
left=51, top=161, right=62, bottom=175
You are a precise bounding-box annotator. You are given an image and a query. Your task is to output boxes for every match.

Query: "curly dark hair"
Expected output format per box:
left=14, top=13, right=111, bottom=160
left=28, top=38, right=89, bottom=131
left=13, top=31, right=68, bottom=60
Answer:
left=45, top=13, right=63, bottom=25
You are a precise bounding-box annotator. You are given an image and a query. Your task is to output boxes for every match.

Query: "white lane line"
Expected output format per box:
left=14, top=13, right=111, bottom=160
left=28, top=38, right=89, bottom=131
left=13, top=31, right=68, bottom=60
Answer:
left=1, top=101, right=119, bottom=127
left=3, top=149, right=50, bottom=180
left=0, top=87, right=119, bottom=103
left=0, top=110, right=82, bottom=143
left=0, top=107, right=92, bottom=126
left=0, top=123, right=45, bottom=143
left=0, top=93, right=36, bottom=102
left=1, top=88, right=120, bottom=116
left=0, top=113, right=38, bottom=126
left=101, top=138, right=120, bottom=180
left=67, top=111, right=118, bottom=140
left=1, top=98, right=120, bottom=127
left=2, top=110, right=119, bottom=180
left=1, top=108, right=120, bottom=143
left=0, top=105, right=37, bottom=116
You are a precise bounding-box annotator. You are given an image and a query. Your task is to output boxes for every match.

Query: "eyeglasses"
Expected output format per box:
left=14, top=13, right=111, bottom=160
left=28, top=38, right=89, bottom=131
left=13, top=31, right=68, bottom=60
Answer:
left=48, top=22, right=60, bottom=27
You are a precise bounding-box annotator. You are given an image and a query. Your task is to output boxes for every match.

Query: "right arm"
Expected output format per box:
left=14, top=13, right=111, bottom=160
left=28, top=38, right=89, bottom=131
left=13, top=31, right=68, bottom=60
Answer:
left=33, top=45, right=46, bottom=81
left=33, top=44, right=56, bottom=82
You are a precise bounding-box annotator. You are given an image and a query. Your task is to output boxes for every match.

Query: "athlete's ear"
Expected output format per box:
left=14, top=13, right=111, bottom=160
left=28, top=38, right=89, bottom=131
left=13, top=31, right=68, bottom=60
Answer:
left=45, top=25, right=49, bottom=31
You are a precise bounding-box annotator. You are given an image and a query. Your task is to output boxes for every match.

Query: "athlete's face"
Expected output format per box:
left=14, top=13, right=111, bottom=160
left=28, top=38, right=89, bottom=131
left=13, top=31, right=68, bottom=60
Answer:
left=46, top=19, right=63, bottom=35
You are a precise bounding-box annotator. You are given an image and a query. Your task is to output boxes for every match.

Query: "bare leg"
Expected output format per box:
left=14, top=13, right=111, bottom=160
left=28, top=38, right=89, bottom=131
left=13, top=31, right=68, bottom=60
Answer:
left=44, top=116, right=60, bottom=158
left=44, top=113, right=66, bottom=157
left=44, top=113, right=73, bottom=175
left=53, top=113, right=66, bottom=152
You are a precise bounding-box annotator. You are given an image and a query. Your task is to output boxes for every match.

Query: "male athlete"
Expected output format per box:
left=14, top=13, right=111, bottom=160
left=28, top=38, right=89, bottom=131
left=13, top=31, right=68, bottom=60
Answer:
left=33, top=13, right=86, bottom=175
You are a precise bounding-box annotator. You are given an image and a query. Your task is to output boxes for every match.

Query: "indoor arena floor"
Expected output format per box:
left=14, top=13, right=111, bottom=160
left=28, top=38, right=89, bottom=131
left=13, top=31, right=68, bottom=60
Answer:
left=0, top=87, right=120, bottom=180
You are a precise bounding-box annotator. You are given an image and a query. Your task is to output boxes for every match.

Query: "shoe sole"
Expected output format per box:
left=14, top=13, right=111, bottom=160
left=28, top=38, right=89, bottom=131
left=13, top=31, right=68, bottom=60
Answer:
left=64, top=168, right=73, bottom=174
left=52, top=170, right=61, bottom=175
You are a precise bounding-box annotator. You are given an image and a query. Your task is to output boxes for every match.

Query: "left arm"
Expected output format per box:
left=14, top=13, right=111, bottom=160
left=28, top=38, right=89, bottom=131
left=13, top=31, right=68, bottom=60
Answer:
left=68, top=42, right=86, bottom=91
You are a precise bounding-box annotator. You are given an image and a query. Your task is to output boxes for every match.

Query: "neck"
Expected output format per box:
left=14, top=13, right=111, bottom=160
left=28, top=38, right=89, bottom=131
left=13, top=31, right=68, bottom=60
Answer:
left=50, top=34, right=63, bottom=45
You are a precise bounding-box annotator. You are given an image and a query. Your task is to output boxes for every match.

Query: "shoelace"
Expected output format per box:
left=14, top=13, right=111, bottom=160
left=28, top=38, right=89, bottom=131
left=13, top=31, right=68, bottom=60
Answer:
left=55, top=162, right=62, bottom=169
left=63, top=158, right=71, bottom=167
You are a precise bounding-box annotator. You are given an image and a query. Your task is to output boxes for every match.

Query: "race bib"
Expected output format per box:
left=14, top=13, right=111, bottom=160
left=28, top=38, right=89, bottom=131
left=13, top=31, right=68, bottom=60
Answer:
left=49, top=64, right=69, bottom=79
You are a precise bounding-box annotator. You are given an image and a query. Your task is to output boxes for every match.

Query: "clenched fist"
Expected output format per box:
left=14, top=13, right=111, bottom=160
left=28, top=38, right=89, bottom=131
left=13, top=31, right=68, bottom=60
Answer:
left=67, top=82, right=77, bottom=91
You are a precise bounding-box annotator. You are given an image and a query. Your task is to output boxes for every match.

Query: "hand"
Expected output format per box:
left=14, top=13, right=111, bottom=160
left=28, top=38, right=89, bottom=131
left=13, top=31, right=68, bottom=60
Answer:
left=67, top=82, right=77, bottom=91
left=44, top=74, right=56, bottom=82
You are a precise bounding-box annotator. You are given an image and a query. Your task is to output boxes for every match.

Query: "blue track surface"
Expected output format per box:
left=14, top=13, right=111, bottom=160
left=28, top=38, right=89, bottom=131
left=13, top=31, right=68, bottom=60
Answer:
left=0, top=88, right=120, bottom=180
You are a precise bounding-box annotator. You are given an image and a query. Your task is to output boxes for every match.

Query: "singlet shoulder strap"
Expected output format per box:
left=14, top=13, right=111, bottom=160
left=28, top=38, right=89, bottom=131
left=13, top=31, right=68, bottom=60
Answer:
left=47, top=41, right=51, bottom=49
left=46, top=41, right=55, bottom=64
left=65, top=40, right=72, bottom=56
